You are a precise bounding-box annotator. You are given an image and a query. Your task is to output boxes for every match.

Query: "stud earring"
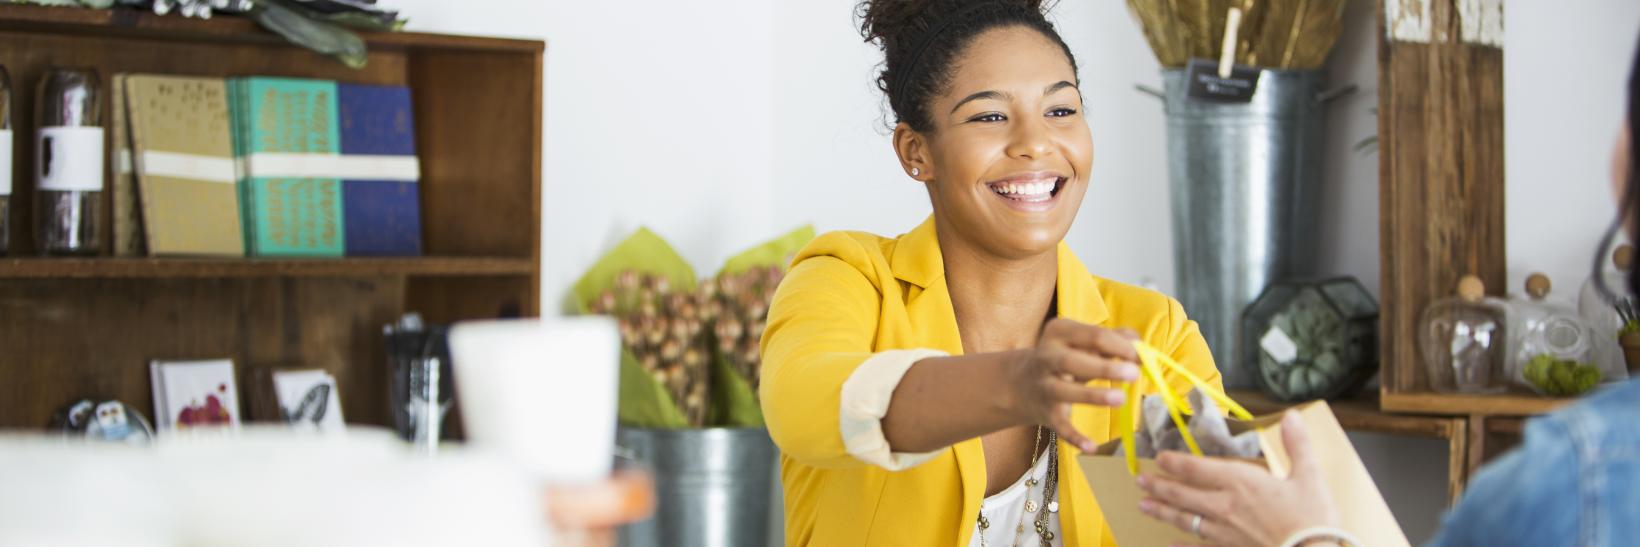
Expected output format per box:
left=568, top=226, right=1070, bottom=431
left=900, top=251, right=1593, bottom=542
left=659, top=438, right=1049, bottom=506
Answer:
left=911, top=168, right=921, bottom=177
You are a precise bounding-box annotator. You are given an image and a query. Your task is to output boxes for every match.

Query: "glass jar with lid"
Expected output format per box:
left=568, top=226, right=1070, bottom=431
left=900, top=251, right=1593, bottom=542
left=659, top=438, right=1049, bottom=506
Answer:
left=1419, top=275, right=1509, bottom=393
left=1509, top=273, right=1600, bottom=396
left=1579, top=244, right=1637, bottom=379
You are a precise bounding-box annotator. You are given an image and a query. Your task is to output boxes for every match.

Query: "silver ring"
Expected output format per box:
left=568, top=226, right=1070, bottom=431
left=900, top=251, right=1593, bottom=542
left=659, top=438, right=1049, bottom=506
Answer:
left=1190, top=513, right=1204, bottom=538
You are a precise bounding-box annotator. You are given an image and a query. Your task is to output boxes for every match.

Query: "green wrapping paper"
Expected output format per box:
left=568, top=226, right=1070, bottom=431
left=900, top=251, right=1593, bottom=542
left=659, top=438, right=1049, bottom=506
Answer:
left=708, top=226, right=816, bottom=427
left=572, top=227, right=696, bottom=429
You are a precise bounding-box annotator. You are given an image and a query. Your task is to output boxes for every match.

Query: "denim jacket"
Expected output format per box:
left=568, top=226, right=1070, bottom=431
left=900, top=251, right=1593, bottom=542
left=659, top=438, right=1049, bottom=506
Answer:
left=1428, top=379, right=1640, bottom=547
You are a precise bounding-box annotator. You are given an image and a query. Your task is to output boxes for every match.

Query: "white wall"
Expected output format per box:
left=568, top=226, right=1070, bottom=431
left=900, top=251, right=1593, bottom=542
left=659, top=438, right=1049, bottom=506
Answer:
left=1506, top=1, right=1640, bottom=297
left=393, top=1, right=1640, bottom=544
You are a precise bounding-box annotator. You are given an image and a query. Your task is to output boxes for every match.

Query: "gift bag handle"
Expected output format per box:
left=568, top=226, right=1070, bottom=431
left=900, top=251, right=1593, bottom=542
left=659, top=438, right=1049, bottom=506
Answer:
left=1118, top=340, right=1254, bottom=475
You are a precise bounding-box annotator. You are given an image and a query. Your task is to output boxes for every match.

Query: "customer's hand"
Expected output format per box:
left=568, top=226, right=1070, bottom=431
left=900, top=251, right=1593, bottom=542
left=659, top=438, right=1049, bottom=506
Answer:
left=1136, top=410, right=1340, bottom=547
left=1010, top=318, right=1141, bottom=452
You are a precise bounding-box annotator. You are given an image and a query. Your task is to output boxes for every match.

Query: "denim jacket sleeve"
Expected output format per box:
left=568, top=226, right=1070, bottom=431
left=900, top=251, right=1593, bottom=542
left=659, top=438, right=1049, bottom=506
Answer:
left=1427, top=380, right=1640, bottom=547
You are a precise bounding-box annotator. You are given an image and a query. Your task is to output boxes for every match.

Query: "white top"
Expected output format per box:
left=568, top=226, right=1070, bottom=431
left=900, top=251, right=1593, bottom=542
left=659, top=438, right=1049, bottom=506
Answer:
left=969, top=452, right=1062, bottom=547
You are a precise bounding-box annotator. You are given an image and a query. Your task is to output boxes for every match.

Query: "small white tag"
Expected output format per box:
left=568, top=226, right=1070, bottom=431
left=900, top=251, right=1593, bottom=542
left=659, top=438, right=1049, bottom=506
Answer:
left=1260, top=327, right=1299, bottom=365
left=0, top=130, right=12, bottom=195
left=37, top=126, right=105, bottom=192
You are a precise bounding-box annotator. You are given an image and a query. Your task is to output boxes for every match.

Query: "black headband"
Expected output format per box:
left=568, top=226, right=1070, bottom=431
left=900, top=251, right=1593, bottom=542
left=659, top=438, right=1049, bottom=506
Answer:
left=892, top=0, right=1013, bottom=102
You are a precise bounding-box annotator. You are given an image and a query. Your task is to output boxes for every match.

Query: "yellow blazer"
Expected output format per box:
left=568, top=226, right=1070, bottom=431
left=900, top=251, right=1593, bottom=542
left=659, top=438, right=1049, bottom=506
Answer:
left=760, top=217, right=1220, bottom=546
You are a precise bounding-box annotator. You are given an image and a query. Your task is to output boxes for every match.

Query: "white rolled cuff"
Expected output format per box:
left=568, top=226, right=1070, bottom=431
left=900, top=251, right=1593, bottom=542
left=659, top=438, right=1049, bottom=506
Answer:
left=839, top=348, right=951, bottom=471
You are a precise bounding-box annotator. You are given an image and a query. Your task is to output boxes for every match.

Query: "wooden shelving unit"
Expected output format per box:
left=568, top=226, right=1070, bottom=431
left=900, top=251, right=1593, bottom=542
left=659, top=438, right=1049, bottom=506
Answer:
left=0, top=5, right=543, bottom=431
left=0, top=257, right=537, bottom=278
left=1379, top=391, right=1573, bottom=417
left=1231, top=390, right=1471, bottom=502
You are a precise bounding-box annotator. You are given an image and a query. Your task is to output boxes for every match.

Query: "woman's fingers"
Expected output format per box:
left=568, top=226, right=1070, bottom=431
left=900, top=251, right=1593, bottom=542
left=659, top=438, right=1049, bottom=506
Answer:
left=1046, top=404, right=1098, bottom=453
left=1052, top=348, right=1139, bottom=384
left=1046, top=378, right=1127, bottom=407
left=1137, top=474, right=1228, bottom=522
left=1138, top=497, right=1222, bottom=543
left=1279, top=410, right=1321, bottom=480
left=1043, top=319, right=1140, bottom=362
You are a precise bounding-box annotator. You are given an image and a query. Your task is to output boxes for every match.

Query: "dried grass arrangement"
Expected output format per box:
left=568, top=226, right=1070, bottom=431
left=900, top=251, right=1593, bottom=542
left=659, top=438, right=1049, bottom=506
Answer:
left=1126, top=0, right=1347, bottom=69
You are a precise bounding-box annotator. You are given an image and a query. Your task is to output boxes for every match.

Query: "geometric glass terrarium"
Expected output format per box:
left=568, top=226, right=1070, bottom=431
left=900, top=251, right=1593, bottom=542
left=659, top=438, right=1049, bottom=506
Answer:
left=1241, top=277, right=1380, bottom=402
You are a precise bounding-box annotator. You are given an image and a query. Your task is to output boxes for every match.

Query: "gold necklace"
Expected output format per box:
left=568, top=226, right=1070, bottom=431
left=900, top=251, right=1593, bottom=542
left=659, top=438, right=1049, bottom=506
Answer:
left=977, top=426, right=1057, bottom=547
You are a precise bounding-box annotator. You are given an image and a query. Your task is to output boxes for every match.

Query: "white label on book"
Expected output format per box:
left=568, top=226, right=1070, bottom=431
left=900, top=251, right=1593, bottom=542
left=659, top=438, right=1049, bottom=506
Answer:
left=1260, top=327, right=1299, bottom=365
left=241, top=152, right=421, bottom=181
left=0, top=130, right=12, bottom=195
left=37, top=126, right=105, bottom=192
left=142, top=150, right=237, bottom=184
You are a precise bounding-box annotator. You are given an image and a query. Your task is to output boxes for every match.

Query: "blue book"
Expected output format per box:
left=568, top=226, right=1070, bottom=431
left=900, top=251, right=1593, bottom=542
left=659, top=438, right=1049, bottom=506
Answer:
left=337, top=83, right=422, bottom=256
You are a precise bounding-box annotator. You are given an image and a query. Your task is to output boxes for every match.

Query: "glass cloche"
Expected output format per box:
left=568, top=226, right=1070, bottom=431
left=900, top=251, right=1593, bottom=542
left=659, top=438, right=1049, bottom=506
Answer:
left=1241, top=277, right=1379, bottom=402
left=1508, top=273, right=1600, bottom=396
left=1578, top=244, right=1636, bottom=380
left=1419, top=275, right=1509, bottom=393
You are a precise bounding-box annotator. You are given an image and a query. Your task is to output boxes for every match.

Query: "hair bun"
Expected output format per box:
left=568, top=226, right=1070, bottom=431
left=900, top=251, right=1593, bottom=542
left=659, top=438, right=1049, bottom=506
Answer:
left=856, top=0, right=1049, bottom=48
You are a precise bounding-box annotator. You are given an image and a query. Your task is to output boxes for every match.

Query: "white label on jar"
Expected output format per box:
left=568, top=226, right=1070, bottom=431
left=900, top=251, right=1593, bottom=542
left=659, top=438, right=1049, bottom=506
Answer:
left=37, top=126, right=105, bottom=192
left=0, top=130, right=12, bottom=195
left=1261, top=327, right=1300, bottom=365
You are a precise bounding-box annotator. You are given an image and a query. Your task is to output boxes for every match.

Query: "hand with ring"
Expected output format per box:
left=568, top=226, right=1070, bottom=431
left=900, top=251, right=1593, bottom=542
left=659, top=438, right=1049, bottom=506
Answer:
left=1135, top=411, right=1340, bottom=547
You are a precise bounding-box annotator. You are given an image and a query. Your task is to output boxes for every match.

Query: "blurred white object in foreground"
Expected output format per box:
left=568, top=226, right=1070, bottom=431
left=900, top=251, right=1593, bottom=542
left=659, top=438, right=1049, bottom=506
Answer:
left=450, top=316, right=620, bottom=484
left=0, top=427, right=551, bottom=547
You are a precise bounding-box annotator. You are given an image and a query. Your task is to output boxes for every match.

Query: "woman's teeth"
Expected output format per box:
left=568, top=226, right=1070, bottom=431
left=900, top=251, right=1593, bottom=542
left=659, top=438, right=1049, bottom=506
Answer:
left=991, top=179, right=1058, bottom=201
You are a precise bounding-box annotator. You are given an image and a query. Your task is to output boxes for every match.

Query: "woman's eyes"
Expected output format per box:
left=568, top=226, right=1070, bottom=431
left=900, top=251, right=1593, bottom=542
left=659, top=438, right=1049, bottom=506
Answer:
left=966, top=107, right=1079, bottom=124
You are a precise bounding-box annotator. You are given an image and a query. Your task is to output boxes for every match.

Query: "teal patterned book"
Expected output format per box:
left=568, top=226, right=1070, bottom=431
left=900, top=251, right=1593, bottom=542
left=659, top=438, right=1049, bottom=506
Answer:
left=230, top=77, right=345, bottom=257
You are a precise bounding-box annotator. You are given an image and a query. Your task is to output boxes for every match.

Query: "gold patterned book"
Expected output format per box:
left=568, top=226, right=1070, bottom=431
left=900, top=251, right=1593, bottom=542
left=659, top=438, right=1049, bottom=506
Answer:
left=126, top=74, right=244, bottom=256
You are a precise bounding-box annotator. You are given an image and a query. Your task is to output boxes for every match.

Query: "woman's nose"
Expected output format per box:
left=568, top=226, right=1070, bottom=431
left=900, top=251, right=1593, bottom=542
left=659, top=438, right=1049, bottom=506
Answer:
left=1006, top=117, right=1053, bottom=160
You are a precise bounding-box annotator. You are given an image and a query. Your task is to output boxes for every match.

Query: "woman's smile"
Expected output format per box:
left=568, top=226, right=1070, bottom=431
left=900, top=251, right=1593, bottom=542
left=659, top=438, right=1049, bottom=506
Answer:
left=984, top=171, right=1068, bottom=213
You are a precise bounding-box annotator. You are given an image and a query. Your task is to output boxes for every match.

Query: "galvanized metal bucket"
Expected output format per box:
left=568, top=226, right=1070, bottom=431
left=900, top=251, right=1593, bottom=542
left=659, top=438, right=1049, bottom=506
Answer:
left=616, top=427, right=778, bottom=547
left=1155, top=69, right=1345, bottom=388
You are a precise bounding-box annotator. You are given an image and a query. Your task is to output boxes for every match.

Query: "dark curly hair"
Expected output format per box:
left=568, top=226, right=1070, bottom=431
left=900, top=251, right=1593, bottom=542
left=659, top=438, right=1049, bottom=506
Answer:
left=856, top=0, right=1078, bottom=133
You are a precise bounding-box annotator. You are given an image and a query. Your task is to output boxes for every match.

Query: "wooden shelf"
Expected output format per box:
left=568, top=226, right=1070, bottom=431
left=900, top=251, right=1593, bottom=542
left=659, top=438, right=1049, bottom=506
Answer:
left=1230, top=390, right=1461, bottom=439
left=1379, top=391, right=1573, bottom=417
left=0, top=257, right=535, bottom=278
left=0, top=4, right=542, bottom=53
left=0, top=6, right=543, bottom=431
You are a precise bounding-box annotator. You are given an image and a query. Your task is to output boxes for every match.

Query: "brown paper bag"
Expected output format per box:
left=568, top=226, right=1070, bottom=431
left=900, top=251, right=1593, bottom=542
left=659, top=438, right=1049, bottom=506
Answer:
left=1079, top=401, right=1410, bottom=547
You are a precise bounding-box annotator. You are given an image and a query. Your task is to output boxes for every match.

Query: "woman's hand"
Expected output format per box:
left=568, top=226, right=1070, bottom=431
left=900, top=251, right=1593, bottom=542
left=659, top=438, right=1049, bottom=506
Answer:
left=1010, top=318, right=1142, bottom=452
left=1135, top=410, right=1340, bottom=547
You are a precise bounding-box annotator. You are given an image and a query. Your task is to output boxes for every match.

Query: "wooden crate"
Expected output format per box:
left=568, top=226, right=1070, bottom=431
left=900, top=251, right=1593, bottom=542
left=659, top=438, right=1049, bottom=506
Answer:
left=1375, top=0, right=1537, bottom=416
left=0, top=5, right=542, bottom=429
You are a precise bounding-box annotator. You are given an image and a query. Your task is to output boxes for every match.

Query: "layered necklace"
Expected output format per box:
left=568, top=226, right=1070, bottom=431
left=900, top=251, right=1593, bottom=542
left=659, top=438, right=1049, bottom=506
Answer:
left=976, top=425, right=1060, bottom=547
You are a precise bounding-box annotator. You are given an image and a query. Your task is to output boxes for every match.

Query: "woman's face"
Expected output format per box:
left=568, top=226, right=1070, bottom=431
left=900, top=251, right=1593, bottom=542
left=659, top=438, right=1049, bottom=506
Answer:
left=902, top=25, right=1093, bottom=260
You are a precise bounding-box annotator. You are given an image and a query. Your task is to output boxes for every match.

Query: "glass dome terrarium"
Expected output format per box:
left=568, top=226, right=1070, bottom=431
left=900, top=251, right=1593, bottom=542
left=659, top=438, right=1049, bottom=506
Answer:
left=1419, top=275, right=1509, bottom=394
left=1579, top=244, right=1637, bottom=379
left=1508, top=273, right=1601, bottom=396
left=1241, top=277, right=1379, bottom=402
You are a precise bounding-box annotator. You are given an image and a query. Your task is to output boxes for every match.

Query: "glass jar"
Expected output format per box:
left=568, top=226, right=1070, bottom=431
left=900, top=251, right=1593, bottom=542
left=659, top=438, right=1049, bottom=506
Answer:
left=1419, top=275, right=1509, bottom=393
left=1241, top=277, right=1379, bottom=402
left=1579, top=244, right=1638, bottom=378
left=34, top=67, right=103, bottom=255
left=1509, top=273, right=1600, bottom=396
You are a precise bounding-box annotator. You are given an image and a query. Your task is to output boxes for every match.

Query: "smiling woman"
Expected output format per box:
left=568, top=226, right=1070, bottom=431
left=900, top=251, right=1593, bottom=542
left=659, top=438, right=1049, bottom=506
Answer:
left=756, top=1, right=1222, bottom=546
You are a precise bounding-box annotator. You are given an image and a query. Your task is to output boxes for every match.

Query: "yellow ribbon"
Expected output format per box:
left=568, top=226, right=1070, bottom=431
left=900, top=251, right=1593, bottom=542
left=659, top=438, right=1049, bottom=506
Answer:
left=1120, top=340, right=1253, bottom=475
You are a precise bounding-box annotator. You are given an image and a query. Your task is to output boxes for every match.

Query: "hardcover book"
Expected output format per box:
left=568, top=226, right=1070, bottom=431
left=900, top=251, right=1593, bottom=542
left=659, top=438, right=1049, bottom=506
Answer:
left=230, top=77, right=344, bottom=257
left=337, top=83, right=423, bottom=256
left=127, top=74, right=244, bottom=256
